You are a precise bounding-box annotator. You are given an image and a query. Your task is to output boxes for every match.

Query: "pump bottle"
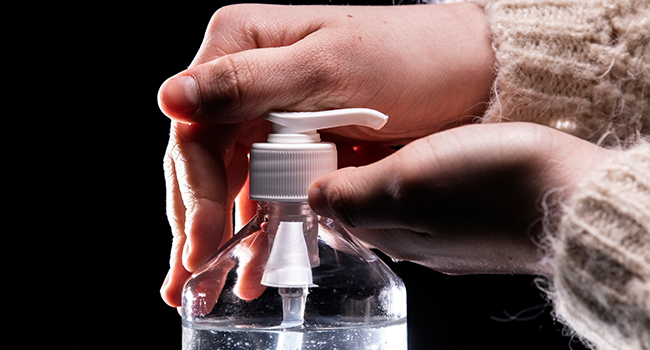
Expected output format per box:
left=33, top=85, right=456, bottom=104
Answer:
left=181, top=108, right=407, bottom=350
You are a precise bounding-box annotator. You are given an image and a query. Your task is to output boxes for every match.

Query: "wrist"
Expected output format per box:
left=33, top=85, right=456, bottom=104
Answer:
left=431, top=2, right=495, bottom=127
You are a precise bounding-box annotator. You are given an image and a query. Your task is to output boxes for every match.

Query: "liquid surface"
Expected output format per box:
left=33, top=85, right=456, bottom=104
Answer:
left=182, top=320, right=407, bottom=350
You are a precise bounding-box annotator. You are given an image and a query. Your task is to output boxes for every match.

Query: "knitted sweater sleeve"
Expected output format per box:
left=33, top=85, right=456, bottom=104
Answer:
left=554, top=141, right=650, bottom=350
left=481, top=0, right=649, bottom=145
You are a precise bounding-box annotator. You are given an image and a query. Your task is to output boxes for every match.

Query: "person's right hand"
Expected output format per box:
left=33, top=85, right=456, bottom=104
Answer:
left=158, top=3, right=494, bottom=309
left=308, top=122, right=612, bottom=275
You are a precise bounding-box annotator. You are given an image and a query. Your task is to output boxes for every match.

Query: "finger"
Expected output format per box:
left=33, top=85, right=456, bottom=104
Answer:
left=172, top=143, right=227, bottom=273
left=159, top=41, right=340, bottom=125
left=158, top=5, right=335, bottom=124
left=160, top=122, right=238, bottom=307
left=160, top=232, right=192, bottom=308
left=308, top=124, right=543, bottom=233
left=185, top=228, right=268, bottom=317
left=189, top=256, right=238, bottom=317
left=161, top=120, right=254, bottom=307
left=169, top=122, right=242, bottom=272
left=308, top=143, right=431, bottom=232
left=233, top=230, right=269, bottom=301
left=189, top=4, right=325, bottom=66
left=161, top=131, right=192, bottom=308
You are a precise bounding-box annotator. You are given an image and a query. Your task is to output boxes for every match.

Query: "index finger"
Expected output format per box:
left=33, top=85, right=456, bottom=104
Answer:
left=190, top=4, right=326, bottom=66
left=158, top=5, right=351, bottom=125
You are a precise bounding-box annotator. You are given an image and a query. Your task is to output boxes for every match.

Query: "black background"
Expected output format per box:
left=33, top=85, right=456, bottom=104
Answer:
left=49, top=0, right=589, bottom=349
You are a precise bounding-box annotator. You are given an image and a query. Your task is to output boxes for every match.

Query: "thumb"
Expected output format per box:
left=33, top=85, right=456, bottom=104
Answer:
left=308, top=143, right=431, bottom=231
left=308, top=123, right=544, bottom=234
left=158, top=43, right=336, bottom=125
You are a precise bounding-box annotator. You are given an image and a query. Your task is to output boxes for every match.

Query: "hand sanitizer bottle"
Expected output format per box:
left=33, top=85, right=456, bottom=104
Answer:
left=181, top=108, right=407, bottom=350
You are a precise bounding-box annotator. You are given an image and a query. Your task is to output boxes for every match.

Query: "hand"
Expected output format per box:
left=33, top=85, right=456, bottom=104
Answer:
left=308, top=123, right=611, bottom=275
left=158, top=3, right=494, bottom=308
left=186, top=224, right=270, bottom=317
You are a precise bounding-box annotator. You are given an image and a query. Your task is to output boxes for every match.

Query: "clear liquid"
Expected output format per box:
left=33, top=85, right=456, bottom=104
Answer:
left=182, top=320, right=407, bottom=350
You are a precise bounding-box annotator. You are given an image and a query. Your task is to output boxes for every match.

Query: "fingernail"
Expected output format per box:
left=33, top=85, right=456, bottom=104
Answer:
left=159, top=75, right=199, bottom=115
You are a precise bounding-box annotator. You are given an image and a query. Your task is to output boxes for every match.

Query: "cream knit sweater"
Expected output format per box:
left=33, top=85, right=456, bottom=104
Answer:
left=482, top=0, right=649, bottom=145
left=555, top=143, right=650, bottom=350
left=478, top=0, right=650, bottom=349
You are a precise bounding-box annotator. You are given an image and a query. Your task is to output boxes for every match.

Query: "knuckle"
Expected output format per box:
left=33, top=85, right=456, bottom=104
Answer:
left=163, top=142, right=181, bottom=191
left=300, top=38, right=363, bottom=106
left=205, top=54, right=253, bottom=114
left=163, top=149, right=175, bottom=176
left=208, top=4, right=246, bottom=32
left=309, top=42, right=350, bottom=80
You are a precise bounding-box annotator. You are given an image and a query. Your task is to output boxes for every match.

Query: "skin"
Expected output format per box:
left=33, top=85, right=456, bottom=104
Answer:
left=309, top=123, right=610, bottom=275
left=157, top=3, right=610, bottom=309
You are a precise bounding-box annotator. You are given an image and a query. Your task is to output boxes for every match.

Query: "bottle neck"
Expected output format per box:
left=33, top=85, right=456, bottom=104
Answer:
left=262, top=201, right=320, bottom=269
left=266, top=201, right=313, bottom=218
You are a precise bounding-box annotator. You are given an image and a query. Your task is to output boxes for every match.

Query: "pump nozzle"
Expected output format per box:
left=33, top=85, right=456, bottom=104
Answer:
left=264, top=108, right=388, bottom=143
left=261, top=222, right=316, bottom=288
left=262, top=221, right=314, bottom=328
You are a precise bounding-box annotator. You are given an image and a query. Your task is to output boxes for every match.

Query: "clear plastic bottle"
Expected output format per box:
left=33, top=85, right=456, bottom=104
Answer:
left=181, top=109, right=407, bottom=350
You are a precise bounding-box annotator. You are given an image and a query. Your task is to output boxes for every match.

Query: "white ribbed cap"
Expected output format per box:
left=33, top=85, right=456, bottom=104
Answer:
left=249, top=142, right=336, bottom=202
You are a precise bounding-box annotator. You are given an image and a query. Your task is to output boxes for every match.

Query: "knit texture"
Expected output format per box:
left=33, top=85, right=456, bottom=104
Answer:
left=482, top=0, right=650, bottom=145
left=554, top=141, right=650, bottom=350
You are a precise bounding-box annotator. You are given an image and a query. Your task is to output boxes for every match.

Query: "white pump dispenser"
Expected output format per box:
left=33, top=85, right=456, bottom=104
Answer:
left=252, top=109, right=389, bottom=329
left=181, top=108, right=406, bottom=350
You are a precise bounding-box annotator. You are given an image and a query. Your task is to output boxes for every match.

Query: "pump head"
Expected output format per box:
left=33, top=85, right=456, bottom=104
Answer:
left=249, top=108, right=389, bottom=202
left=264, top=108, right=388, bottom=143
